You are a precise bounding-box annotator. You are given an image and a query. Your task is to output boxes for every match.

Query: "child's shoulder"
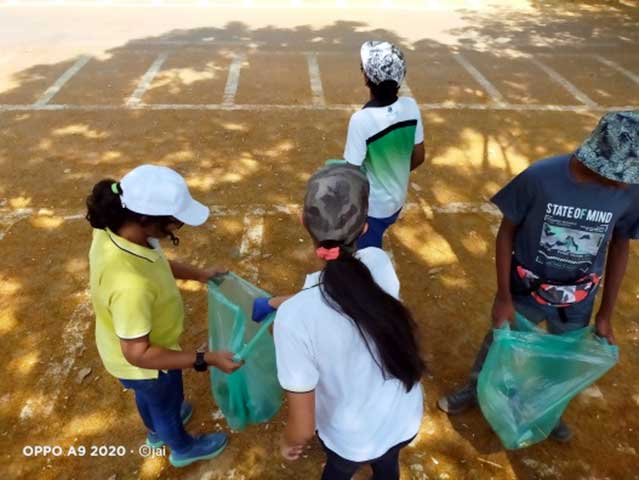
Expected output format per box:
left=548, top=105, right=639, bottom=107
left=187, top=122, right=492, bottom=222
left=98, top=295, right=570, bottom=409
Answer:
left=349, top=104, right=374, bottom=122
left=280, top=277, right=322, bottom=311
left=524, top=154, right=570, bottom=177
left=357, top=247, right=400, bottom=297
left=397, top=95, right=419, bottom=107
left=357, top=246, right=393, bottom=266
left=275, top=286, right=321, bottom=327
left=350, top=97, right=418, bottom=121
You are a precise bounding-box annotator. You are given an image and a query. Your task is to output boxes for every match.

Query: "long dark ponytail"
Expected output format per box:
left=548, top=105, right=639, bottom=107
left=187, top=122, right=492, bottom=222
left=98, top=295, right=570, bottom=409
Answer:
left=85, top=179, right=182, bottom=245
left=319, top=241, right=425, bottom=392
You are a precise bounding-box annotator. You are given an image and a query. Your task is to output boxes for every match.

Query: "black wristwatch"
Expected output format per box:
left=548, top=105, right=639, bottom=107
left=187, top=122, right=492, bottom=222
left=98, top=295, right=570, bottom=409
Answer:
left=193, top=351, right=208, bottom=372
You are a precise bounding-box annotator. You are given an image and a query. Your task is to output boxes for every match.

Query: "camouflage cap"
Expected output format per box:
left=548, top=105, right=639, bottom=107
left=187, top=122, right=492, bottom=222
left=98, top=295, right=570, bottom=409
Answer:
left=303, top=164, right=369, bottom=246
left=575, top=111, right=639, bottom=184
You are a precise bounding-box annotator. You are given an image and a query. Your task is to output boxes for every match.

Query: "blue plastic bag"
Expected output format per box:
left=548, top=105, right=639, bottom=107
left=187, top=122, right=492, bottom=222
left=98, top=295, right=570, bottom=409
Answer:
left=477, top=313, right=618, bottom=449
left=208, top=273, right=282, bottom=430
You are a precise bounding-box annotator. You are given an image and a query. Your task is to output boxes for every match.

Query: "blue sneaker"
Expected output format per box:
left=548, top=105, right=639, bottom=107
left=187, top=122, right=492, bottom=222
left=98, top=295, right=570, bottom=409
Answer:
left=169, top=433, right=228, bottom=468
left=146, top=401, right=194, bottom=448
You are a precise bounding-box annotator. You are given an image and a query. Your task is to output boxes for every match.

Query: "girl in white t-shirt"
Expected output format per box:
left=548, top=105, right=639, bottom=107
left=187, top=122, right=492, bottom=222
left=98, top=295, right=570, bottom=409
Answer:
left=267, top=164, right=425, bottom=480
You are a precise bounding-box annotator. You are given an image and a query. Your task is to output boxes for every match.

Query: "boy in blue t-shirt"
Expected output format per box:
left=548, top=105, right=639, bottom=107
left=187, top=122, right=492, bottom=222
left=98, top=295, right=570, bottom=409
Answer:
left=438, top=111, right=639, bottom=442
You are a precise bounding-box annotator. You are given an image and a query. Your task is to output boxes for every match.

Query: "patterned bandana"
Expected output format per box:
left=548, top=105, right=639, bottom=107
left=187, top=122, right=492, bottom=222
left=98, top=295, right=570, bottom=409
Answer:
left=575, top=110, right=639, bottom=184
left=360, top=40, right=406, bottom=86
left=303, top=164, right=369, bottom=246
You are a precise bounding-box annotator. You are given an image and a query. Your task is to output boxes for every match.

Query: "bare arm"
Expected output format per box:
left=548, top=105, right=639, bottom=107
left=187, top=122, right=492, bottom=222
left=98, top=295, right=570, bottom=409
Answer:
left=492, top=217, right=518, bottom=327
left=280, top=390, right=316, bottom=460
left=268, top=295, right=294, bottom=309
left=410, top=142, right=425, bottom=171
left=594, top=232, right=629, bottom=344
left=169, top=259, right=226, bottom=283
left=120, top=335, right=240, bottom=373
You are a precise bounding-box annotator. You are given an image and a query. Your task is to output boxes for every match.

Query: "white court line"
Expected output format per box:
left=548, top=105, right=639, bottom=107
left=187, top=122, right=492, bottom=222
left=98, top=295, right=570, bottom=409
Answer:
left=399, top=81, right=413, bottom=98
left=528, top=56, right=598, bottom=107
left=412, top=197, right=501, bottom=221
left=116, top=42, right=630, bottom=50
left=453, top=53, right=505, bottom=104
left=129, top=39, right=254, bottom=47
left=306, top=52, right=326, bottom=107
left=431, top=202, right=500, bottom=215
left=33, top=55, right=91, bottom=106
left=239, top=211, right=265, bottom=282
left=63, top=213, right=86, bottom=220
left=2, top=102, right=634, bottom=113
left=0, top=208, right=86, bottom=241
left=216, top=202, right=500, bottom=217
left=0, top=208, right=32, bottom=241
left=1, top=202, right=501, bottom=224
left=126, top=52, right=169, bottom=106
left=535, top=51, right=639, bottom=57
left=209, top=204, right=299, bottom=216
left=223, top=53, right=246, bottom=106
left=592, top=54, right=639, bottom=84
left=20, top=292, right=92, bottom=421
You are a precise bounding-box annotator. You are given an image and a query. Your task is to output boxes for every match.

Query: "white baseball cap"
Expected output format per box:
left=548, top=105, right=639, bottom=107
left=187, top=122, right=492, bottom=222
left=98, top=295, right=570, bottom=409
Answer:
left=119, top=165, right=209, bottom=226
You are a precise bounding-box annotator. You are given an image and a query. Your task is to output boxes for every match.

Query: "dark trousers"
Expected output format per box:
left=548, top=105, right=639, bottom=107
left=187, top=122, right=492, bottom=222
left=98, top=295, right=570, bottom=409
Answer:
left=469, top=293, right=596, bottom=385
left=319, top=435, right=415, bottom=480
left=357, top=209, right=402, bottom=250
left=120, top=369, right=194, bottom=453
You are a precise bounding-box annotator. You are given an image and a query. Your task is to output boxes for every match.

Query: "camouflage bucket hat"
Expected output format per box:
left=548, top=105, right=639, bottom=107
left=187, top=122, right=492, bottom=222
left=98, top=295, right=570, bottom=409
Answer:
left=360, top=40, right=406, bottom=86
left=575, top=111, right=639, bottom=184
left=303, top=164, right=369, bottom=246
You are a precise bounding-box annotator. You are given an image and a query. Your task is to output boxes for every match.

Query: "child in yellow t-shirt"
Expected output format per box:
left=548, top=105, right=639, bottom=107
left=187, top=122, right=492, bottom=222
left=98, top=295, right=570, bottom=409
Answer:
left=87, top=164, right=239, bottom=468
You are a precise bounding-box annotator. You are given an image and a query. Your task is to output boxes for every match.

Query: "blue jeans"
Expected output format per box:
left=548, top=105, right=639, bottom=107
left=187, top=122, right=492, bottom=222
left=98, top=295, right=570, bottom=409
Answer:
left=357, top=209, right=402, bottom=250
left=512, top=293, right=596, bottom=334
left=469, top=293, right=596, bottom=384
left=120, top=370, right=194, bottom=453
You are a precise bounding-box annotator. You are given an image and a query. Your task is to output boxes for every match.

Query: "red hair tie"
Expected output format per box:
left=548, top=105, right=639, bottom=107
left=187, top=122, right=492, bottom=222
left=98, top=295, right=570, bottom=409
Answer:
left=316, top=246, right=340, bottom=261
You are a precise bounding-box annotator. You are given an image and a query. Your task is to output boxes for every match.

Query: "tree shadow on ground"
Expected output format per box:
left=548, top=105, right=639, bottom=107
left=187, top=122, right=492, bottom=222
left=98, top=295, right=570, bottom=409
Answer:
left=1, top=5, right=638, bottom=479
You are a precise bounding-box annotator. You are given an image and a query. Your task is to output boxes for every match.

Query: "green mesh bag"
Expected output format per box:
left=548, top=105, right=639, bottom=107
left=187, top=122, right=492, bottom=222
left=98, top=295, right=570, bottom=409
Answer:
left=477, top=313, right=618, bottom=449
left=208, top=273, right=282, bottom=430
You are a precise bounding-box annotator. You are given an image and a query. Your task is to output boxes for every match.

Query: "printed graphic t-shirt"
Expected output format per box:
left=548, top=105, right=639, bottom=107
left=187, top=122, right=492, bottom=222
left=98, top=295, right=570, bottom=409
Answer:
left=492, top=154, right=639, bottom=284
left=344, top=96, right=424, bottom=218
left=273, top=247, right=424, bottom=462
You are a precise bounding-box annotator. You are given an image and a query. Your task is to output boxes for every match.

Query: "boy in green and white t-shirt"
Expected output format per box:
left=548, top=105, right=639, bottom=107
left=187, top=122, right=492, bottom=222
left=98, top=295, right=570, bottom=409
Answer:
left=344, top=40, right=425, bottom=249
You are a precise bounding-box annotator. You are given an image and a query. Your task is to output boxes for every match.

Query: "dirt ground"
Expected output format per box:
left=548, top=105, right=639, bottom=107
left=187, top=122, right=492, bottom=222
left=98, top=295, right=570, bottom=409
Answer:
left=1, top=1, right=638, bottom=479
